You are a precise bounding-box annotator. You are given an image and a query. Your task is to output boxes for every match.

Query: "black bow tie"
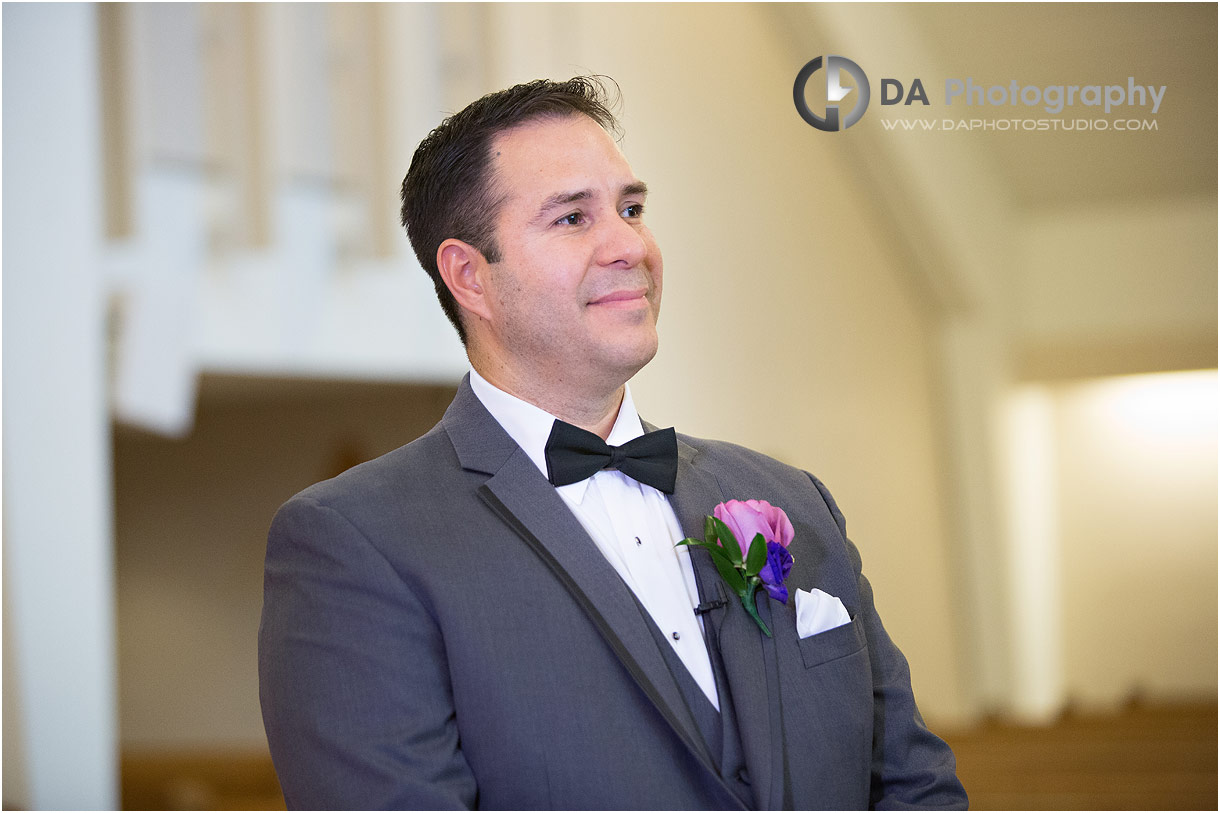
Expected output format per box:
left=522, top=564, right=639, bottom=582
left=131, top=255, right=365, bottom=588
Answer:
left=544, top=420, right=678, bottom=494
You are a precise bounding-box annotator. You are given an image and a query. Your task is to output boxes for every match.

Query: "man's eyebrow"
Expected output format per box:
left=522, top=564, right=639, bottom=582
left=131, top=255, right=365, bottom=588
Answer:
left=535, top=190, right=593, bottom=221
left=532, top=182, right=650, bottom=223
left=622, top=181, right=649, bottom=199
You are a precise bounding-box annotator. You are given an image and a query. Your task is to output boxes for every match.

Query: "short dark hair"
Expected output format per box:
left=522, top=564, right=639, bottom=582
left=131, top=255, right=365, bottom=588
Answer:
left=400, top=76, right=621, bottom=344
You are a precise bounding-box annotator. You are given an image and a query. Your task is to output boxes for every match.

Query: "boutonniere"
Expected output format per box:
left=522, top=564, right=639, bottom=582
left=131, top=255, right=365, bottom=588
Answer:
left=678, top=499, right=794, bottom=637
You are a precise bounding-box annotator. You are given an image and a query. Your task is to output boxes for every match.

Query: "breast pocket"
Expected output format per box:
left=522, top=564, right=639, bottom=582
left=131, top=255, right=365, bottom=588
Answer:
left=797, top=613, right=866, bottom=668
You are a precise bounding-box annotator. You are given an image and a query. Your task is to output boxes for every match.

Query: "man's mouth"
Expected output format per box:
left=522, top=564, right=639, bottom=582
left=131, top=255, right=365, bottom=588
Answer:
left=588, top=288, right=649, bottom=308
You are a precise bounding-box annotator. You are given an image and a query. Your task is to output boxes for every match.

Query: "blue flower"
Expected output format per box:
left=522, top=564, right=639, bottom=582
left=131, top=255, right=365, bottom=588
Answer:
left=759, top=541, right=794, bottom=603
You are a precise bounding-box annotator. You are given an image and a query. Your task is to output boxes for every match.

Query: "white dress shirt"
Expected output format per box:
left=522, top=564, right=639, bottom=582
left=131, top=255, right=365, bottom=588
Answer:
left=468, top=369, right=719, bottom=708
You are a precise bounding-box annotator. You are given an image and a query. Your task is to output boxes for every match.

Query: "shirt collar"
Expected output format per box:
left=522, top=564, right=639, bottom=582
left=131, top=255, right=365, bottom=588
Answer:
left=468, top=367, right=645, bottom=501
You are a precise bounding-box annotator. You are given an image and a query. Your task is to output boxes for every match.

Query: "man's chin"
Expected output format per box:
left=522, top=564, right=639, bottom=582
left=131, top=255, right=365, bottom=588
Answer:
left=604, top=334, right=659, bottom=379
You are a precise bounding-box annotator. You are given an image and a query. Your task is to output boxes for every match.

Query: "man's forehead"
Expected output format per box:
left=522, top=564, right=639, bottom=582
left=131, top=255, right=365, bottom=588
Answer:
left=489, top=115, right=640, bottom=194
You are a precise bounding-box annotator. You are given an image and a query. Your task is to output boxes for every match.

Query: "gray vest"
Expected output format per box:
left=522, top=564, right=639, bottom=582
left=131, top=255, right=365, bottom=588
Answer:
left=640, top=587, right=756, bottom=809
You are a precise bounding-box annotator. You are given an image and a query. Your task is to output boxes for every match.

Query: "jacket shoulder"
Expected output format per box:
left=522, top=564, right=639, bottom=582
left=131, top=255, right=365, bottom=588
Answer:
left=284, top=421, right=459, bottom=517
left=676, top=432, right=847, bottom=536
left=678, top=432, right=820, bottom=491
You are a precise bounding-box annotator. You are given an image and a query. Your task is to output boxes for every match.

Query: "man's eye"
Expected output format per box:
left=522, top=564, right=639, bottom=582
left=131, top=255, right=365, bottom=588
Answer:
left=622, top=203, right=645, bottom=218
left=555, top=212, right=584, bottom=226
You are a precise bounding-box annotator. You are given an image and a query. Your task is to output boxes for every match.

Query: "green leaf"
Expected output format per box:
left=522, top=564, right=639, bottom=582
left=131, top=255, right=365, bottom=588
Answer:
left=745, top=532, right=767, bottom=577
left=703, top=515, right=718, bottom=547
left=711, top=552, right=748, bottom=594
left=678, top=539, right=737, bottom=569
left=710, top=517, right=743, bottom=565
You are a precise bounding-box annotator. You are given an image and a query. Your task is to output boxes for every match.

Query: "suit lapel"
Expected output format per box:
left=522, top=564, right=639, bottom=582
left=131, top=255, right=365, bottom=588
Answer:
left=479, top=452, right=717, bottom=767
left=443, top=380, right=729, bottom=791
left=669, top=436, right=785, bottom=811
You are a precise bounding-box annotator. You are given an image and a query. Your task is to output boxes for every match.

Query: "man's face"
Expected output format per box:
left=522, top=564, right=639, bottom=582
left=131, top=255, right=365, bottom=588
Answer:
left=477, top=114, right=663, bottom=391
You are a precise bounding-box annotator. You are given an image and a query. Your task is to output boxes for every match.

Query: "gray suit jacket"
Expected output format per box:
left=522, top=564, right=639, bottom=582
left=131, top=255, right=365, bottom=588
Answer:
left=259, top=377, right=967, bottom=810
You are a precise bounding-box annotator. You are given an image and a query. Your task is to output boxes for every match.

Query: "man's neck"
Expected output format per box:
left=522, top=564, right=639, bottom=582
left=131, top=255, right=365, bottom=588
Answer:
left=471, top=362, right=625, bottom=440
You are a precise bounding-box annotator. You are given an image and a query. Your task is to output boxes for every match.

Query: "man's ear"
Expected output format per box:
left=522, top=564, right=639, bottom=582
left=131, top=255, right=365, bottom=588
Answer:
left=436, top=238, right=493, bottom=322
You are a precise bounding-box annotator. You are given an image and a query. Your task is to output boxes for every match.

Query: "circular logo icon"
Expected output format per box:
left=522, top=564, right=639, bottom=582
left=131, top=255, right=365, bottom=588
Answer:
left=793, top=56, right=871, bottom=132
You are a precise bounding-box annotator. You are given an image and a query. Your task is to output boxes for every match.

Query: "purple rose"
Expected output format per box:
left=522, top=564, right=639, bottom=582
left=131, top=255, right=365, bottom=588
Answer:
left=714, top=499, right=795, bottom=559
left=759, top=541, right=794, bottom=603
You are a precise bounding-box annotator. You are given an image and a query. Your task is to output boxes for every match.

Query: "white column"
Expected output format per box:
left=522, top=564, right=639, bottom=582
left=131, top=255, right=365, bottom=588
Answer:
left=936, top=316, right=1018, bottom=712
left=1000, top=386, right=1063, bottom=721
left=2, top=4, right=118, bottom=808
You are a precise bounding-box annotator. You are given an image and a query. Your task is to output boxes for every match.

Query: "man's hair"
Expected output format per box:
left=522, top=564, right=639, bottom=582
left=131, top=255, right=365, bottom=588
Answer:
left=400, top=76, right=622, bottom=345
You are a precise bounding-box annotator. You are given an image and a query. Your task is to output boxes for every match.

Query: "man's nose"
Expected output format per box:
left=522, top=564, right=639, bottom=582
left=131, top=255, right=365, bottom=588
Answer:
left=594, top=214, right=649, bottom=268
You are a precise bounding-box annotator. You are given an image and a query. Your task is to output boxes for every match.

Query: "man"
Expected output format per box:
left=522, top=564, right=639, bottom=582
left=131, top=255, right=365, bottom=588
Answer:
left=259, top=76, right=967, bottom=810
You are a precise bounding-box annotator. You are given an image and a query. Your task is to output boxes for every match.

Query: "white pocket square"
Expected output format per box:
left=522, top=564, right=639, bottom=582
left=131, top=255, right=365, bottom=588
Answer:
left=794, top=588, right=851, bottom=639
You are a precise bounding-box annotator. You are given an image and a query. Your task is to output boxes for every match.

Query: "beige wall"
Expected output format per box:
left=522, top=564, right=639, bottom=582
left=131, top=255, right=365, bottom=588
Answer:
left=1017, top=197, right=1218, bottom=378
left=1053, top=371, right=1217, bottom=706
